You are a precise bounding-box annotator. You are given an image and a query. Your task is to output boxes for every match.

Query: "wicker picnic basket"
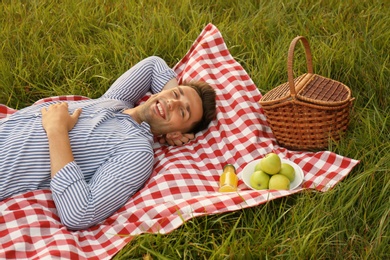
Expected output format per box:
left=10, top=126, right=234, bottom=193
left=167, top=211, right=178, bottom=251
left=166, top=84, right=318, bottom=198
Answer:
left=259, top=36, right=354, bottom=151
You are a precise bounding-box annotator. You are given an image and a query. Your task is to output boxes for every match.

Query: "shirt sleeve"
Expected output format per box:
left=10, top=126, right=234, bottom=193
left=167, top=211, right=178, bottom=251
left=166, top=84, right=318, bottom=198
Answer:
left=50, top=149, right=154, bottom=230
left=101, top=56, right=177, bottom=105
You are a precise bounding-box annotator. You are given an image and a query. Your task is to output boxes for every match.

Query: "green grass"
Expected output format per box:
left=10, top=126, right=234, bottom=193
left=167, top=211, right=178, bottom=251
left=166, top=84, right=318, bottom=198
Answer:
left=1, top=0, right=389, bottom=259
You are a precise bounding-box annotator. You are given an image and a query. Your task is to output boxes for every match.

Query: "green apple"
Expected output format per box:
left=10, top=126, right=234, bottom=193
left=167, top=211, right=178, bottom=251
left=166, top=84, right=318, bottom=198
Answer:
left=268, top=174, right=290, bottom=190
left=250, top=170, right=270, bottom=190
left=279, top=163, right=295, bottom=182
left=259, top=153, right=281, bottom=175
left=254, top=160, right=262, bottom=172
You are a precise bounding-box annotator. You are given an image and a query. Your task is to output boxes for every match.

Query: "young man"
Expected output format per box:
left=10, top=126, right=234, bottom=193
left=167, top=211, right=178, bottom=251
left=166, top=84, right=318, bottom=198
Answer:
left=0, top=56, right=217, bottom=230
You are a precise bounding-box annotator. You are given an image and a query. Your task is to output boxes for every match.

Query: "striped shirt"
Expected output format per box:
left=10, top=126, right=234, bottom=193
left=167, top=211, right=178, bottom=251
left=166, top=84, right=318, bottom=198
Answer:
left=0, top=56, right=176, bottom=230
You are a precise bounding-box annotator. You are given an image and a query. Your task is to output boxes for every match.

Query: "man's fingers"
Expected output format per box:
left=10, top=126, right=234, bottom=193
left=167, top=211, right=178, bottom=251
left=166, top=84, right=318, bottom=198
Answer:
left=180, top=136, right=189, bottom=143
left=160, top=132, right=195, bottom=146
left=166, top=132, right=182, bottom=140
left=58, top=102, right=68, bottom=108
left=158, top=132, right=195, bottom=146
left=183, top=133, right=195, bottom=140
left=71, top=108, right=82, bottom=119
left=173, top=139, right=183, bottom=146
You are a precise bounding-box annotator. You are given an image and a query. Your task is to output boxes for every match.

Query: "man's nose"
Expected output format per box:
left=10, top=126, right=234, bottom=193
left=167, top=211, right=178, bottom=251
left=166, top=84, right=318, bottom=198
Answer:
left=167, top=99, right=180, bottom=110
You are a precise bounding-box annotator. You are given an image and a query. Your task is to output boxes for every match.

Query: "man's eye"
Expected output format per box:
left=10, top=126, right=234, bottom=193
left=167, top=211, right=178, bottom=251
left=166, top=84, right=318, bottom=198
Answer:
left=173, top=91, right=178, bottom=98
left=180, top=108, right=185, bottom=118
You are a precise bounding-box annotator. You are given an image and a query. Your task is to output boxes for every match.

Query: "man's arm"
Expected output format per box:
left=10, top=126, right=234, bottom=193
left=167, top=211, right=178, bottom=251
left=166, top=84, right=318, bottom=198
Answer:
left=50, top=149, right=153, bottom=230
left=102, top=56, right=177, bottom=104
left=41, top=102, right=82, bottom=177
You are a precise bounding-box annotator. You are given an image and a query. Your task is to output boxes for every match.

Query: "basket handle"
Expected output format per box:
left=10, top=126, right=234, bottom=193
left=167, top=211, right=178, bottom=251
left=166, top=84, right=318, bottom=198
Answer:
left=287, top=36, right=314, bottom=97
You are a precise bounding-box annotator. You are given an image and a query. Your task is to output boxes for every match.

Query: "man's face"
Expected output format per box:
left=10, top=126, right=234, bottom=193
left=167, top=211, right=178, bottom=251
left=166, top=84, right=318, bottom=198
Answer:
left=141, top=86, right=203, bottom=135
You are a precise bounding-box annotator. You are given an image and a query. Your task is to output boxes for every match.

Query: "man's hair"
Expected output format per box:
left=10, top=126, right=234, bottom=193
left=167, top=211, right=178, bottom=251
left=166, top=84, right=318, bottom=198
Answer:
left=182, top=80, right=217, bottom=134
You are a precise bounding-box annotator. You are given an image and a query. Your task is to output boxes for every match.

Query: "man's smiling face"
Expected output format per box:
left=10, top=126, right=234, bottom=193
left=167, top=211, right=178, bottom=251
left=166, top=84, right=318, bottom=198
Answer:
left=141, top=85, right=203, bottom=135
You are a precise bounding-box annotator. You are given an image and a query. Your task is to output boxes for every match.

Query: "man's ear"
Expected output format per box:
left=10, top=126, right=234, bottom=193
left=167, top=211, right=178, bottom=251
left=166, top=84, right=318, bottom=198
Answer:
left=166, top=131, right=183, bottom=140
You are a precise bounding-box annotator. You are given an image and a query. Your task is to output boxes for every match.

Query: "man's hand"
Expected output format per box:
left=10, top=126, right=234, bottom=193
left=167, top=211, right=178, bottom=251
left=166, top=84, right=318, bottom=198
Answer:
left=41, top=102, right=82, bottom=177
left=41, top=102, right=82, bottom=134
left=158, top=133, right=195, bottom=146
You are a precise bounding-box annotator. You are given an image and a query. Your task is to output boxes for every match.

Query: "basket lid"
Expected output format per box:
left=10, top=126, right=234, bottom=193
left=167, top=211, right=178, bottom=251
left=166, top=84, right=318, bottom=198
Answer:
left=259, top=73, right=310, bottom=106
left=297, top=74, right=351, bottom=106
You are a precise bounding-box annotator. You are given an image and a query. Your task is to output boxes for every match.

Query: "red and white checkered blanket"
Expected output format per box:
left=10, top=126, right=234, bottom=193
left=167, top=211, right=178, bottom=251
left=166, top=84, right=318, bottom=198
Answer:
left=0, top=24, right=359, bottom=259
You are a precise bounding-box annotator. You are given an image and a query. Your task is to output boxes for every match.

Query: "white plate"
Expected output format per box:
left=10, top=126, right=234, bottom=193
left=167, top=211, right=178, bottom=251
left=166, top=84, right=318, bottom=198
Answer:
left=240, top=159, right=304, bottom=190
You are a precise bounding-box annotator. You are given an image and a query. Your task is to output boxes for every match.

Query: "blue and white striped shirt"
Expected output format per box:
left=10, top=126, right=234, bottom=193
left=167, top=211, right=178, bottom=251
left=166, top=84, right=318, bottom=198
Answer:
left=0, top=56, right=176, bottom=230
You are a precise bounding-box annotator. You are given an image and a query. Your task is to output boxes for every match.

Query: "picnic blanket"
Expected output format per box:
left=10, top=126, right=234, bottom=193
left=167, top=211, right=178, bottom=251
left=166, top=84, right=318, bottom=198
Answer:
left=0, top=23, right=360, bottom=259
